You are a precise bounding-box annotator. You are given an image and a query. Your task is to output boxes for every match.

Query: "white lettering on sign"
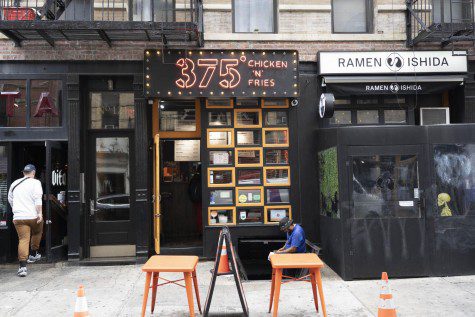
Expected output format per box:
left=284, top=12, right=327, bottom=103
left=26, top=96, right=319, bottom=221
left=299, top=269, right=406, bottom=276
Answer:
left=319, top=51, right=467, bottom=74
left=52, top=170, right=67, bottom=186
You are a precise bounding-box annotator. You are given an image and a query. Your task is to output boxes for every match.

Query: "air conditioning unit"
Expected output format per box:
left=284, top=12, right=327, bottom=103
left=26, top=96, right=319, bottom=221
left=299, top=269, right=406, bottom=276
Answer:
left=420, top=107, right=450, bottom=125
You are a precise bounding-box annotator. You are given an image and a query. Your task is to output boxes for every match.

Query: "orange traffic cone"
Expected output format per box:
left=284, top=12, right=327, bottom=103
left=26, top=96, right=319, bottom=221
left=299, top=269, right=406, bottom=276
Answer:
left=377, top=272, right=397, bottom=317
left=74, top=285, right=90, bottom=317
left=217, top=240, right=231, bottom=274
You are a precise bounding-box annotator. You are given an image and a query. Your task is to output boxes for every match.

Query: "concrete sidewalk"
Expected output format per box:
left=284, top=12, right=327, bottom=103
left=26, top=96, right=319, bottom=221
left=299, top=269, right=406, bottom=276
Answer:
left=0, top=261, right=474, bottom=316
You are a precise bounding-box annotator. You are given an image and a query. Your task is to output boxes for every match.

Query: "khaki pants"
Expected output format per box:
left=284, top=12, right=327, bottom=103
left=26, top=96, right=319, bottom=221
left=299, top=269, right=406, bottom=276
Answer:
left=13, top=219, right=43, bottom=262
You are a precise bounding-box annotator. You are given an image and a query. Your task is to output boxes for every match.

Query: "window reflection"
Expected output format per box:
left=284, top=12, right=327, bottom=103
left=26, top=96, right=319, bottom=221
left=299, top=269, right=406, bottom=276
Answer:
left=91, top=92, right=135, bottom=129
left=95, top=137, right=130, bottom=221
left=159, top=101, right=196, bottom=132
left=434, top=144, right=475, bottom=217
left=0, top=146, right=7, bottom=227
left=0, top=80, right=27, bottom=127
left=30, top=80, right=62, bottom=127
left=352, top=155, right=420, bottom=218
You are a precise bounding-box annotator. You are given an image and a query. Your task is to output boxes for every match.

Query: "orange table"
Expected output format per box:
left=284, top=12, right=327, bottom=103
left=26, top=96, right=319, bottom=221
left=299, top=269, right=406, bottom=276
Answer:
left=141, top=255, right=202, bottom=317
left=269, top=253, right=327, bottom=317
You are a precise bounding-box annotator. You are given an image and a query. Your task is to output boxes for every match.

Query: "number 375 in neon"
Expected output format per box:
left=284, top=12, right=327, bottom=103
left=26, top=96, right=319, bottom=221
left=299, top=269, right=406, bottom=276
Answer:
left=175, top=58, right=241, bottom=90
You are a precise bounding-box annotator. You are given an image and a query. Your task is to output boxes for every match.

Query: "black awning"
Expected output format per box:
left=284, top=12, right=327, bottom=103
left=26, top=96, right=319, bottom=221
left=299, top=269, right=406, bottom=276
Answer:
left=323, top=75, right=464, bottom=96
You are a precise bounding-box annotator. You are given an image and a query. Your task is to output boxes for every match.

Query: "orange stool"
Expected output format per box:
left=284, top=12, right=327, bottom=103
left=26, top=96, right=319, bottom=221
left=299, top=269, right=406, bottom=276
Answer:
left=141, top=255, right=202, bottom=317
left=269, top=253, right=327, bottom=317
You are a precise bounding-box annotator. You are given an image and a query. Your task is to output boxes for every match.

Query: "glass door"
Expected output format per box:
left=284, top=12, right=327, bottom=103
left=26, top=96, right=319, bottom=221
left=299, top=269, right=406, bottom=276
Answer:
left=88, top=134, right=135, bottom=257
left=348, top=144, right=429, bottom=278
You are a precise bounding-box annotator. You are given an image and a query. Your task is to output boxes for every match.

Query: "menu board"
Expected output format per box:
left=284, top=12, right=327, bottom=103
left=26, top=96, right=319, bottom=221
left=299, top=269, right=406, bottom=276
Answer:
left=174, top=140, right=200, bottom=161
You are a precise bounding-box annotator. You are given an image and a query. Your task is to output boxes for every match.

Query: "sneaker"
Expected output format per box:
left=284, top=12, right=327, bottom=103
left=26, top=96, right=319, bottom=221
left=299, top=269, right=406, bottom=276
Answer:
left=27, top=252, right=41, bottom=263
left=17, top=266, right=27, bottom=277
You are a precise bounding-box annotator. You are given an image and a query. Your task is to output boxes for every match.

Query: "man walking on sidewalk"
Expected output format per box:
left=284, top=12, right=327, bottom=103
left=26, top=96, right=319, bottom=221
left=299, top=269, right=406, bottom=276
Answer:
left=8, top=164, right=44, bottom=277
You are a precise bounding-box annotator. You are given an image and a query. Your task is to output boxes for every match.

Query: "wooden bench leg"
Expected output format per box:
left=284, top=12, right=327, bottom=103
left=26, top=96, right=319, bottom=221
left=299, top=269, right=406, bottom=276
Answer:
left=315, top=269, right=327, bottom=317
left=310, top=269, right=319, bottom=313
left=151, top=272, right=159, bottom=313
left=268, top=268, right=276, bottom=313
left=184, top=272, right=195, bottom=317
left=192, top=270, right=202, bottom=314
left=141, top=272, right=152, bottom=317
left=272, top=269, right=283, bottom=317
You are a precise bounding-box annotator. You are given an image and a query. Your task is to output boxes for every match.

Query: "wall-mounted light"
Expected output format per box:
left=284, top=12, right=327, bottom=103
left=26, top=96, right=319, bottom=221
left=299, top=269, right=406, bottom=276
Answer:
left=107, top=79, right=114, bottom=91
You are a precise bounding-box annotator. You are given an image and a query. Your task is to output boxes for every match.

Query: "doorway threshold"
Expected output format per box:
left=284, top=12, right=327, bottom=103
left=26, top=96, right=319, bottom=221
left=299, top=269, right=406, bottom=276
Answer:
left=69, top=256, right=147, bottom=267
left=160, top=246, right=203, bottom=257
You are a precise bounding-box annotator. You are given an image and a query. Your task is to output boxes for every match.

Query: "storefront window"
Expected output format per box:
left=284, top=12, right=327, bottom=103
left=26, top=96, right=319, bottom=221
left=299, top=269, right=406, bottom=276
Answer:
left=357, top=110, right=379, bottom=124
left=237, top=207, right=263, bottom=224
left=95, top=137, right=130, bottom=221
left=237, top=168, right=262, bottom=185
left=318, top=147, right=340, bottom=218
left=434, top=144, right=475, bottom=217
left=384, top=110, right=406, bottom=124
left=30, top=80, right=62, bottom=127
left=209, top=150, right=233, bottom=166
left=158, top=101, right=195, bottom=132
left=0, top=146, right=7, bottom=227
left=236, top=130, right=261, bottom=146
left=330, top=110, right=352, bottom=125
left=265, top=149, right=289, bottom=165
left=210, top=189, right=233, bottom=205
left=236, top=148, right=262, bottom=166
left=90, top=92, right=135, bottom=129
left=0, top=80, right=27, bottom=127
left=208, top=207, right=235, bottom=225
left=208, top=111, right=232, bottom=126
left=266, top=188, right=290, bottom=204
left=352, top=155, right=420, bottom=219
left=264, top=111, right=288, bottom=126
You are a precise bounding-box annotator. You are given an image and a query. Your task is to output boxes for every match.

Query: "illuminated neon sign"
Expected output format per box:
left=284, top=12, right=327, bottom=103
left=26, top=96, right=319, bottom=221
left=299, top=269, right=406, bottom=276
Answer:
left=144, top=50, right=299, bottom=98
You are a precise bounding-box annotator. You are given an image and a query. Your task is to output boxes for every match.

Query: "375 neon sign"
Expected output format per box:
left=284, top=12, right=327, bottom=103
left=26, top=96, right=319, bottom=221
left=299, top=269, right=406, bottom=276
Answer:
left=144, top=50, right=299, bottom=98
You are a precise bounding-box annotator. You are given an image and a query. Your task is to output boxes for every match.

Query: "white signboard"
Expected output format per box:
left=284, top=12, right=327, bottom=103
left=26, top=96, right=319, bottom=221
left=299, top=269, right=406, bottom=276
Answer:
left=174, top=140, right=200, bottom=161
left=319, top=51, right=467, bottom=75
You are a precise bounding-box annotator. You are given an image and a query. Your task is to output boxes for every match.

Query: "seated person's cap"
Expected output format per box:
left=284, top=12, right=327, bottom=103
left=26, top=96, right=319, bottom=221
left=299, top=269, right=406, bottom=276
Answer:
left=23, top=164, right=36, bottom=172
left=279, top=216, right=293, bottom=231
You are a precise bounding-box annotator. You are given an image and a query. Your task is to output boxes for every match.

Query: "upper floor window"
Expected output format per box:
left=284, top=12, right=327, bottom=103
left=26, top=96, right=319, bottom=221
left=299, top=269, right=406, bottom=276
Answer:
left=332, top=0, right=372, bottom=33
left=233, top=0, right=276, bottom=33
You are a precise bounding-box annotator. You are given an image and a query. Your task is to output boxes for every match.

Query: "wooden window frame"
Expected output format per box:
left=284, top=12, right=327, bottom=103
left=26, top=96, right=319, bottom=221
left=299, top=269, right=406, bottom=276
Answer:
left=234, top=108, right=262, bottom=128
left=263, top=128, right=289, bottom=147
left=208, top=206, right=236, bottom=226
left=236, top=186, right=264, bottom=207
left=264, top=205, right=292, bottom=224
left=262, top=98, right=289, bottom=108
left=206, top=98, right=234, bottom=109
left=263, top=166, right=291, bottom=186
left=208, top=167, right=236, bottom=188
left=153, top=99, right=201, bottom=139
left=235, top=147, right=263, bottom=167
left=207, top=128, right=235, bottom=148
left=235, top=98, right=261, bottom=107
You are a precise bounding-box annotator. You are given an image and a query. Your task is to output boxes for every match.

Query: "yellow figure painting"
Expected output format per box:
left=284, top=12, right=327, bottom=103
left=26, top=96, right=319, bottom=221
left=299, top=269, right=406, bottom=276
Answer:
left=437, top=193, right=453, bottom=217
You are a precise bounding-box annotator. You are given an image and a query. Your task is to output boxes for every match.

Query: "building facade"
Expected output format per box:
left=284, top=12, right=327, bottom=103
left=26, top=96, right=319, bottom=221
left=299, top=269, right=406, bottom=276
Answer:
left=0, top=0, right=474, bottom=280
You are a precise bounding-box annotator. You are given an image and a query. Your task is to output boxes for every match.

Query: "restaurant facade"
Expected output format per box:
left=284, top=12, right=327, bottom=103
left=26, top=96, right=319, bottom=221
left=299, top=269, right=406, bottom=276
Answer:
left=1, top=0, right=475, bottom=281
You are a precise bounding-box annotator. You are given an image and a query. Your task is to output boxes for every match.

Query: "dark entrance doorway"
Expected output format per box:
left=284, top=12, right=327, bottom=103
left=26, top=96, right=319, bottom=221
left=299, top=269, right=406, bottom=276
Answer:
left=159, top=139, right=202, bottom=254
left=86, top=133, right=135, bottom=257
left=9, top=142, right=68, bottom=262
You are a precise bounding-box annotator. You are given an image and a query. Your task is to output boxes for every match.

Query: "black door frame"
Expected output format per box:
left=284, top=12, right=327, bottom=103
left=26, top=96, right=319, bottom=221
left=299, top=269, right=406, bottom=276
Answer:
left=346, top=144, right=430, bottom=278
left=85, top=130, right=136, bottom=256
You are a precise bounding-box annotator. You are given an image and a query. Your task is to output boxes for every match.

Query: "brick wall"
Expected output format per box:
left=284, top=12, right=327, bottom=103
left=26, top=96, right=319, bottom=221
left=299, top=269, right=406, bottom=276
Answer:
left=0, top=0, right=473, bottom=62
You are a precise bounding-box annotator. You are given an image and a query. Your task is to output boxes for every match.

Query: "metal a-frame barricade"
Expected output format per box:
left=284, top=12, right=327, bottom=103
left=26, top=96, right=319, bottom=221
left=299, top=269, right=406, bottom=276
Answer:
left=203, top=227, right=249, bottom=317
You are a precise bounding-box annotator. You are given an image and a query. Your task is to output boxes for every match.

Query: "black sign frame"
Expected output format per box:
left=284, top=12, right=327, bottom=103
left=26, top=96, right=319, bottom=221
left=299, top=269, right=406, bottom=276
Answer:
left=144, top=49, right=299, bottom=98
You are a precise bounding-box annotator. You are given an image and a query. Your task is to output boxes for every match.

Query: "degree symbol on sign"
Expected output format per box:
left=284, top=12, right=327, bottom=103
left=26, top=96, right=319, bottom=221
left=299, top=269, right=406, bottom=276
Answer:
left=240, top=56, right=247, bottom=63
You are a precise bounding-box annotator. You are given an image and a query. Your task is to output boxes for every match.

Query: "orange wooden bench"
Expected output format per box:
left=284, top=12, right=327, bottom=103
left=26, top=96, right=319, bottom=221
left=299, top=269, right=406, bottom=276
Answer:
left=141, top=255, right=202, bottom=317
left=269, top=253, right=327, bottom=317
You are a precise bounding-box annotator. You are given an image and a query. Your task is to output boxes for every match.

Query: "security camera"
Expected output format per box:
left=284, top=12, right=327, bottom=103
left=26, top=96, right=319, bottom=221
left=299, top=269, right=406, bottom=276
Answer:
left=290, top=99, right=299, bottom=107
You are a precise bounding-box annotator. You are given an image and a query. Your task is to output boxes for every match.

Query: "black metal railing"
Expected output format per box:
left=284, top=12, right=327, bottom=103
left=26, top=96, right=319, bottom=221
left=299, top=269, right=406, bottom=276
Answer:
left=407, top=0, right=475, bottom=46
left=0, top=0, right=200, bottom=22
